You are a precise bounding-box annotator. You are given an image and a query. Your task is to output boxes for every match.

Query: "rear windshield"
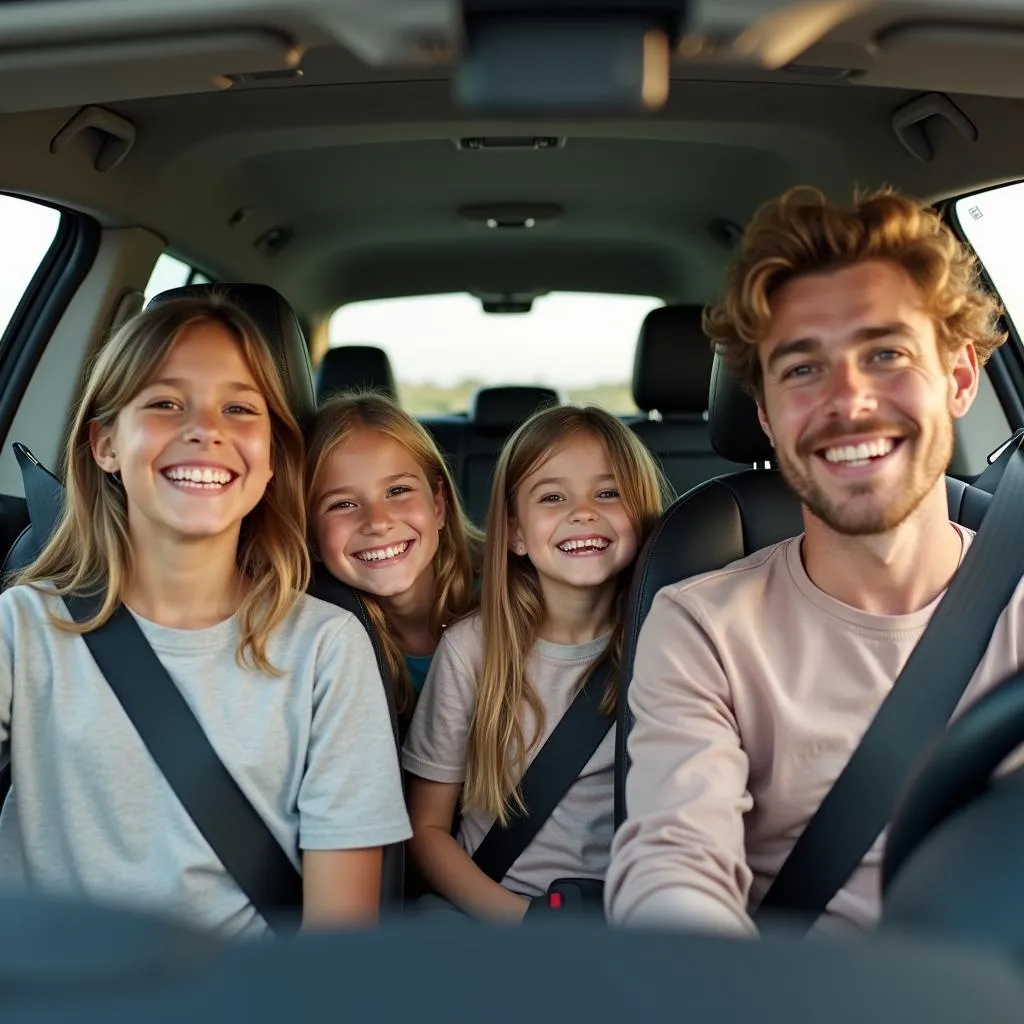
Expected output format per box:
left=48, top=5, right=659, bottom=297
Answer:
left=327, top=291, right=663, bottom=415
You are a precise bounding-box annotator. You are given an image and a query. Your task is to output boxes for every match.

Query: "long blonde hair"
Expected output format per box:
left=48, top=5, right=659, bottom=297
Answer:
left=17, top=295, right=310, bottom=674
left=464, top=405, right=668, bottom=825
left=306, top=391, right=482, bottom=714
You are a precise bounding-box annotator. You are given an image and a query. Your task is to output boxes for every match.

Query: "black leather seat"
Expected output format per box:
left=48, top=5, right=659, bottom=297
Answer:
left=459, top=385, right=561, bottom=524
left=3, top=283, right=407, bottom=909
left=628, top=305, right=747, bottom=495
left=613, top=351, right=994, bottom=826
left=314, top=344, right=397, bottom=404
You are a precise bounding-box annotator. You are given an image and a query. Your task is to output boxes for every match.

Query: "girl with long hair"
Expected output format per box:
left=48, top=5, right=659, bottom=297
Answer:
left=306, top=393, right=481, bottom=724
left=402, top=405, right=668, bottom=921
left=2, top=296, right=410, bottom=936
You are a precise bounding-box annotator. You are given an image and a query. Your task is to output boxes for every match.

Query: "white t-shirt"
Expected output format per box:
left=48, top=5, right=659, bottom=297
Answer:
left=402, top=614, right=615, bottom=899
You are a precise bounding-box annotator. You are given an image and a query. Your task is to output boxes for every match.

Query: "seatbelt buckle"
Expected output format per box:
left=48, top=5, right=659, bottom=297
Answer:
left=543, top=878, right=605, bottom=914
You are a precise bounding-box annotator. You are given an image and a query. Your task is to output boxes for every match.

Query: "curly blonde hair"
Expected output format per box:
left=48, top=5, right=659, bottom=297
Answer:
left=704, top=185, right=1007, bottom=398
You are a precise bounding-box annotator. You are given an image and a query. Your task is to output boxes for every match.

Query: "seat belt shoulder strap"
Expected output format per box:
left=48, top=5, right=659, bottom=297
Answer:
left=472, top=658, right=614, bottom=883
left=755, top=437, right=1024, bottom=930
left=66, top=596, right=303, bottom=932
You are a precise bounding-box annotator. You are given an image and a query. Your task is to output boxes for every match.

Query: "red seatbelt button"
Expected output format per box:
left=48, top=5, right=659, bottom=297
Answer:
left=549, top=892, right=563, bottom=909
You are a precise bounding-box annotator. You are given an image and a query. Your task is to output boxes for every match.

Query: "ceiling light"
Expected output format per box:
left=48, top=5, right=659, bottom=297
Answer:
left=461, top=203, right=562, bottom=230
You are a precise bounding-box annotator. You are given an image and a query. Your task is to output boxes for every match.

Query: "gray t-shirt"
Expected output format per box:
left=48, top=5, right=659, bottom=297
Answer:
left=401, top=615, right=614, bottom=898
left=0, top=584, right=412, bottom=937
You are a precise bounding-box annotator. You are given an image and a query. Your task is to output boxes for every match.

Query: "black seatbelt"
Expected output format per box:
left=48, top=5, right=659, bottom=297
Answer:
left=13, top=444, right=303, bottom=933
left=472, top=658, right=614, bottom=883
left=66, top=594, right=304, bottom=932
left=755, top=433, right=1024, bottom=933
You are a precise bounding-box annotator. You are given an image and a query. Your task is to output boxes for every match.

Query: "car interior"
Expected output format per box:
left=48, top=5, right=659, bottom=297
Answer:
left=4, top=0, right=1024, bottom=1017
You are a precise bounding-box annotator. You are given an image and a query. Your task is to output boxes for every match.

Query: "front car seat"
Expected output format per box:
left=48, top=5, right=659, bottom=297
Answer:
left=614, top=351, right=994, bottom=826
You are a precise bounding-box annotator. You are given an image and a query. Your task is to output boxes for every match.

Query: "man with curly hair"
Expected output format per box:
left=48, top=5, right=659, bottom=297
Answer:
left=605, top=186, right=1019, bottom=937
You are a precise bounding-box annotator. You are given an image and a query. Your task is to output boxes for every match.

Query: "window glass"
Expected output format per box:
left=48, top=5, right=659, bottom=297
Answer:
left=0, top=194, right=62, bottom=342
left=327, top=291, right=663, bottom=415
left=955, top=182, right=1024, bottom=344
left=143, top=253, right=212, bottom=304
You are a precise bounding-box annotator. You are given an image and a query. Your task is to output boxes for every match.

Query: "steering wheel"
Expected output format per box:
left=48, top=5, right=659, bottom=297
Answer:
left=883, top=669, right=1024, bottom=889
left=881, top=669, right=1024, bottom=945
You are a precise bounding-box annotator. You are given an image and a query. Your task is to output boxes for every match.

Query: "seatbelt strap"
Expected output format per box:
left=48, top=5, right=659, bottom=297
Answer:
left=472, top=658, right=614, bottom=883
left=65, top=594, right=304, bottom=932
left=755, top=434, right=1024, bottom=933
left=12, top=444, right=303, bottom=933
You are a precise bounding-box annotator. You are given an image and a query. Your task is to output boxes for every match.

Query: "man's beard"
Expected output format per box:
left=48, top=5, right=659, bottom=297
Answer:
left=772, top=414, right=953, bottom=536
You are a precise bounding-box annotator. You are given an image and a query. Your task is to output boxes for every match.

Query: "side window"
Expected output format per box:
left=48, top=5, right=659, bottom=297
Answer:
left=143, top=253, right=212, bottom=304
left=0, top=194, right=62, bottom=345
left=954, top=182, right=1024, bottom=345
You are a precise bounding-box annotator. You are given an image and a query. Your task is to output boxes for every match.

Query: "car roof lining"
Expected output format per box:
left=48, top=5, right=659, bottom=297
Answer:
left=3, top=2, right=1024, bottom=317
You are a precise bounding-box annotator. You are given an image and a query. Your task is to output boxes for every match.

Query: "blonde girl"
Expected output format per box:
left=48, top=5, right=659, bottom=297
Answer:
left=402, top=405, right=668, bottom=921
left=306, top=393, right=481, bottom=723
left=2, top=296, right=410, bottom=936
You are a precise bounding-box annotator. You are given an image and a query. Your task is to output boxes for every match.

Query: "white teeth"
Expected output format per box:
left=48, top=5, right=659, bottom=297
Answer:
left=165, top=466, right=233, bottom=488
left=558, top=538, right=610, bottom=553
left=165, top=464, right=232, bottom=483
left=823, top=438, right=896, bottom=464
left=356, top=541, right=410, bottom=563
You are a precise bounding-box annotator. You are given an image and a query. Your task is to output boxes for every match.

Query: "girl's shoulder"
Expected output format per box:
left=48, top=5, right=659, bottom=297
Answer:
left=438, top=610, right=483, bottom=657
left=277, top=590, right=366, bottom=647
left=0, top=581, right=65, bottom=619
left=0, top=582, right=72, bottom=655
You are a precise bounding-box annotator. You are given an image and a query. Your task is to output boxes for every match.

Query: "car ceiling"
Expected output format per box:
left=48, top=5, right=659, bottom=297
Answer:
left=4, top=0, right=1024, bottom=320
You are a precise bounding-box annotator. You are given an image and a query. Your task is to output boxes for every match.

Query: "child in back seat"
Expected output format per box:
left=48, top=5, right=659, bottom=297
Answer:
left=0, top=297, right=410, bottom=936
left=402, top=405, right=668, bottom=922
left=306, top=393, right=482, bottom=730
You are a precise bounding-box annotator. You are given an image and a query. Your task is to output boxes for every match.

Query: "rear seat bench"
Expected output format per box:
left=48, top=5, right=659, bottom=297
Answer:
left=422, top=386, right=561, bottom=525
left=315, top=344, right=398, bottom=402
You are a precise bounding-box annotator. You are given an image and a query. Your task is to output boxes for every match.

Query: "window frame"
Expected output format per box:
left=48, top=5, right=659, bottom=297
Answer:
left=0, top=194, right=101, bottom=447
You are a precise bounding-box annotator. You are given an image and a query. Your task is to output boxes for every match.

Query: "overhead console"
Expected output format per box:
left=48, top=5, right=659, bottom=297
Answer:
left=6, top=0, right=1024, bottom=114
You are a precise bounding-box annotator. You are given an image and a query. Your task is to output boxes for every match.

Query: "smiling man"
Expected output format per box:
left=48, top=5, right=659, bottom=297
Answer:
left=605, top=186, right=1022, bottom=936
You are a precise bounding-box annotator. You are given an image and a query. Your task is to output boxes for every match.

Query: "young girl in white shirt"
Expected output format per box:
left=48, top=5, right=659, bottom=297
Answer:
left=402, top=405, right=667, bottom=921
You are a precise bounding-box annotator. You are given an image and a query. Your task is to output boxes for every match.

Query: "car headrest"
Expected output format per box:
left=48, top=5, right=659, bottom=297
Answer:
left=146, top=283, right=317, bottom=427
left=470, top=386, right=561, bottom=435
left=632, top=304, right=715, bottom=415
left=708, top=349, right=772, bottom=464
left=315, top=345, right=397, bottom=403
